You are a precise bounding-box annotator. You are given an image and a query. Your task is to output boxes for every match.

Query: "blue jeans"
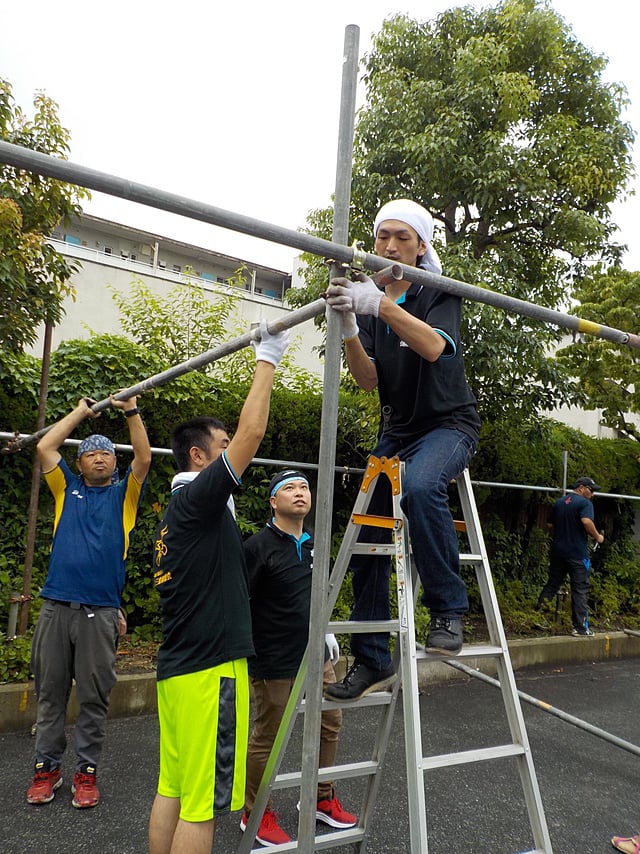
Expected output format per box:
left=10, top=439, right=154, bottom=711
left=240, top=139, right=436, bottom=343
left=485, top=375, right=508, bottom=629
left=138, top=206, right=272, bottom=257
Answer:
left=350, top=428, right=476, bottom=671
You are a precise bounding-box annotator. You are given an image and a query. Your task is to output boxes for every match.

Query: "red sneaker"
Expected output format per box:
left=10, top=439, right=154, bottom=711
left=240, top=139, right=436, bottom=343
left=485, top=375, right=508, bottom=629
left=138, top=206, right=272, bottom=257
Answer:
left=240, top=808, right=292, bottom=846
left=315, top=791, right=357, bottom=828
left=71, top=765, right=100, bottom=809
left=26, top=763, right=63, bottom=804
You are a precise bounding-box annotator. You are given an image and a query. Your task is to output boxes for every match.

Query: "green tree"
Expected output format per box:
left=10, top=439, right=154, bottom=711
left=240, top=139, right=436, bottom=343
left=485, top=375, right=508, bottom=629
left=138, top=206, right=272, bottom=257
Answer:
left=0, top=79, right=89, bottom=352
left=289, top=0, right=634, bottom=424
left=555, top=266, right=640, bottom=441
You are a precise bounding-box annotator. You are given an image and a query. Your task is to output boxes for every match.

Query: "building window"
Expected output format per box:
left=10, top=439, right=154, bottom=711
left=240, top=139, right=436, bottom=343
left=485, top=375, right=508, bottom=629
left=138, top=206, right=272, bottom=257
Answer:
left=173, top=264, right=181, bottom=273
left=104, top=246, right=112, bottom=255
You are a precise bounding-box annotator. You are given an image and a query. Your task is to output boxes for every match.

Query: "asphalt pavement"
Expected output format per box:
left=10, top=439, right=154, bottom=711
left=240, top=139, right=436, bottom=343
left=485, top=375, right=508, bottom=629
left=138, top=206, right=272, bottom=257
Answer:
left=2, top=657, right=640, bottom=853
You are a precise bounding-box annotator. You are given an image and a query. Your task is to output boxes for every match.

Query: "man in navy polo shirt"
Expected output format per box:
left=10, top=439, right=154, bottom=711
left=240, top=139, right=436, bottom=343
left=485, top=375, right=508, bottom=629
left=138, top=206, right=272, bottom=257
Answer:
left=240, top=469, right=356, bottom=846
left=536, top=476, right=604, bottom=636
left=325, top=198, right=480, bottom=702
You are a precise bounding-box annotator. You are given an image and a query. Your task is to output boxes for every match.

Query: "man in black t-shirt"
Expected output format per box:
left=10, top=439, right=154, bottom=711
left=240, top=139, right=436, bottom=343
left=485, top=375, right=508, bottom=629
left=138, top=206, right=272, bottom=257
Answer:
left=149, top=321, right=289, bottom=854
left=325, top=199, right=481, bottom=702
left=240, top=470, right=356, bottom=847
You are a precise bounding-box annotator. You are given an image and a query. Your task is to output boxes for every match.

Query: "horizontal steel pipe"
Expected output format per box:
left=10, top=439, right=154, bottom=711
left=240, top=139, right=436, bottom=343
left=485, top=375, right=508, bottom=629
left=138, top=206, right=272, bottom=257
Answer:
left=1, top=140, right=638, bottom=347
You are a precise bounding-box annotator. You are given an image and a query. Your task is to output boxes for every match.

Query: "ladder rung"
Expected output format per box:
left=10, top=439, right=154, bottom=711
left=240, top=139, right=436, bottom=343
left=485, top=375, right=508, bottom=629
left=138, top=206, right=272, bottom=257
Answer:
left=453, top=520, right=466, bottom=531
left=300, top=692, right=394, bottom=711
left=459, top=552, right=483, bottom=563
left=328, top=619, right=400, bottom=633
left=350, top=543, right=397, bottom=555
left=273, top=760, right=379, bottom=789
left=423, top=743, right=526, bottom=771
left=249, top=826, right=366, bottom=852
left=415, top=642, right=504, bottom=661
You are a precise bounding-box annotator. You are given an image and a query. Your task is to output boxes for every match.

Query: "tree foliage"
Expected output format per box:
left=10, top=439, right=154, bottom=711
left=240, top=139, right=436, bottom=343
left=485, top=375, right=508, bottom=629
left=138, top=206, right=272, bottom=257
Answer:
left=555, top=266, right=640, bottom=440
left=2, top=286, right=640, bottom=676
left=289, top=0, right=634, bottom=425
left=0, top=79, right=89, bottom=353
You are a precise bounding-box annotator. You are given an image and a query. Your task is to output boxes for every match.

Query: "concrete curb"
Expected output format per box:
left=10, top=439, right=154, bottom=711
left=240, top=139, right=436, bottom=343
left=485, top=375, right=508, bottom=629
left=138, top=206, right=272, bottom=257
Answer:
left=3, top=632, right=640, bottom=733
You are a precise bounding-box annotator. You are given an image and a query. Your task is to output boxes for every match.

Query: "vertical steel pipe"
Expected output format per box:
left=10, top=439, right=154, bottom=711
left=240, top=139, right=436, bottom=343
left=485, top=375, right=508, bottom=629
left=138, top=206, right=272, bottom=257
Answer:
left=296, top=24, right=360, bottom=852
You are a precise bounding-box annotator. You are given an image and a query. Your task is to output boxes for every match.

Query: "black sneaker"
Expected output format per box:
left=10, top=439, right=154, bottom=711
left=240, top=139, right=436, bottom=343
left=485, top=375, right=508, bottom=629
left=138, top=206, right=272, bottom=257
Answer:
left=324, top=660, right=396, bottom=702
left=425, top=617, right=463, bottom=654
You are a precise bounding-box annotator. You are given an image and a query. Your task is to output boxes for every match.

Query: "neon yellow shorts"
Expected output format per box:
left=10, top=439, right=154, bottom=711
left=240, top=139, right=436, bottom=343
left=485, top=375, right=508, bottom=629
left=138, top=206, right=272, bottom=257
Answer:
left=156, top=658, right=249, bottom=821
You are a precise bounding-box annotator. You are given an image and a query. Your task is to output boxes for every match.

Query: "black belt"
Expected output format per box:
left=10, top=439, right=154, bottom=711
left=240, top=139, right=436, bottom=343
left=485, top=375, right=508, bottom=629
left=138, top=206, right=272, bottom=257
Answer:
left=48, top=599, right=82, bottom=609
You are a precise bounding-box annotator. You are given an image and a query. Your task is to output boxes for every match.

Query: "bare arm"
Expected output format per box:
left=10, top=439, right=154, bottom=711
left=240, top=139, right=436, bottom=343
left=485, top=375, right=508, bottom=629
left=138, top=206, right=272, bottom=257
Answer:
left=224, top=320, right=288, bottom=477
left=36, top=398, right=98, bottom=472
left=344, top=335, right=378, bottom=391
left=377, top=296, right=447, bottom=362
left=225, top=361, right=276, bottom=478
left=582, top=517, right=604, bottom=544
left=329, top=275, right=446, bottom=390
left=110, top=394, right=151, bottom=483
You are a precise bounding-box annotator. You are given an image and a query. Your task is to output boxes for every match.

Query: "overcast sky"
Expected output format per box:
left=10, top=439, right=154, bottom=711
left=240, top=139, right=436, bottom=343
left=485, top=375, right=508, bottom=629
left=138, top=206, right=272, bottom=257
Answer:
left=3, top=0, right=639, bottom=273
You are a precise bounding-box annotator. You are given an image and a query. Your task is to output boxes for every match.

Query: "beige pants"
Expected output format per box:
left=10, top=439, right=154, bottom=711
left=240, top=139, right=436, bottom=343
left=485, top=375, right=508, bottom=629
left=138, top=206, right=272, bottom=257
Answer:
left=244, top=659, right=342, bottom=813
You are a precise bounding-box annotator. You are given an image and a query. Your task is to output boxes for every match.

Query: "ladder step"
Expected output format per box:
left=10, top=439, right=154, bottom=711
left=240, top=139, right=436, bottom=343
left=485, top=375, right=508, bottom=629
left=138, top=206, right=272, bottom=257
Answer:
left=350, top=543, right=397, bottom=555
left=298, top=693, right=394, bottom=714
left=328, top=619, right=400, bottom=633
left=422, top=743, right=526, bottom=771
left=459, top=552, right=484, bottom=563
left=416, top=643, right=505, bottom=661
left=248, top=826, right=366, bottom=852
left=273, top=760, right=379, bottom=789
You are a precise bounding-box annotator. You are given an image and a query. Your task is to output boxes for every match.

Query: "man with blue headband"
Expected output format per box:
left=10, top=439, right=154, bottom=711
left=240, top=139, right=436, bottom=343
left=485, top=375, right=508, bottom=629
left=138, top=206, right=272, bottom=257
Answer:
left=325, top=198, right=481, bottom=702
left=26, top=394, right=151, bottom=809
left=240, top=470, right=356, bottom=846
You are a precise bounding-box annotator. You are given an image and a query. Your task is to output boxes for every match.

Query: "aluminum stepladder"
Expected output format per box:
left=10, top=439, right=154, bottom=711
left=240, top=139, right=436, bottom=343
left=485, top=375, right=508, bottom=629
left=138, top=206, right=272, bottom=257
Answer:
left=236, top=455, right=553, bottom=853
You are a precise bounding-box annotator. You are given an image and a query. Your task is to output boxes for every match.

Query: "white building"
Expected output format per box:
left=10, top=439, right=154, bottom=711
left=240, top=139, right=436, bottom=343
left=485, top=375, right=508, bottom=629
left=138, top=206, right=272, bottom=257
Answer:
left=31, top=213, right=324, bottom=376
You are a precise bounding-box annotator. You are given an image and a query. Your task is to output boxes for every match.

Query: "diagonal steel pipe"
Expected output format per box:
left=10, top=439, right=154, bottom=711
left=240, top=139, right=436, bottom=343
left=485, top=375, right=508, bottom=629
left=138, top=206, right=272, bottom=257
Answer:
left=2, top=265, right=402, bottom=453
left=1, top=138, right=639, bottom=349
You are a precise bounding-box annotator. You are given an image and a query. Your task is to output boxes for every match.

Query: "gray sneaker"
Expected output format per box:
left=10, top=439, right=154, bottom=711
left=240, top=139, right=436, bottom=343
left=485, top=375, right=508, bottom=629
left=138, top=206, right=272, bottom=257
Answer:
left=426, top=617, right=463, bottom=654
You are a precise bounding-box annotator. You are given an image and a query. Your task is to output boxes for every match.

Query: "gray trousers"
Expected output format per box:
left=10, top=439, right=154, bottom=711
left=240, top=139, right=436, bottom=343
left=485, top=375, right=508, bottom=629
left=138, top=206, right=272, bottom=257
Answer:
left=30, top=599, right=120, bottom=771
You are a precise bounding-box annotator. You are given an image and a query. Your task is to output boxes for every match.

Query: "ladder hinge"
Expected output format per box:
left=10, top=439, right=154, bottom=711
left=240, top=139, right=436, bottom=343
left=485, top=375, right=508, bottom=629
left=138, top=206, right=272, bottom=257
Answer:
left=361, top=455, right=402, bottom=495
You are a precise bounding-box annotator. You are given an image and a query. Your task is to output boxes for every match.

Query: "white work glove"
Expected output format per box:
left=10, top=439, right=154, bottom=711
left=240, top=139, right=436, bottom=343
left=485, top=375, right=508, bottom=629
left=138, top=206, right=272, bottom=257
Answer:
left=252, top=319, right=289, bottom=367
left=325, top=633, right=340, bottom=665
left=327, top=272, right=384, bottom=317
left=340, top=311, right=359, bottom=341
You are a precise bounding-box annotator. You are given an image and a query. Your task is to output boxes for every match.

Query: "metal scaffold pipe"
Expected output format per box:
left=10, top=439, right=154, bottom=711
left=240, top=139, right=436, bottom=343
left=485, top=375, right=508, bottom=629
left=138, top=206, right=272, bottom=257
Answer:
left=447, top=660, right=640, bottom=758
left=1, top=138, right=639, bottom=350
left=1, top=299, right=321, bottom=452
left=2, top=264, right=402, bottom=455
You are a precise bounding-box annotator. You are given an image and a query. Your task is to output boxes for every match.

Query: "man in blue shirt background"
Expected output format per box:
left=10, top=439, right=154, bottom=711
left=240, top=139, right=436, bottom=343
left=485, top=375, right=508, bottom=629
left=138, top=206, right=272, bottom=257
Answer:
left=536, top=476, right=605, bottom=636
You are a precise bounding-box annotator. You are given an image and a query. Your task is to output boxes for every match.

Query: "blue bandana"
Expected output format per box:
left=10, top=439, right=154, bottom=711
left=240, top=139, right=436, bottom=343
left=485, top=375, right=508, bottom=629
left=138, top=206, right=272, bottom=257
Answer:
left=269, top=469, right=309, bottom=498
left=77, top=434, right=115, bottom=458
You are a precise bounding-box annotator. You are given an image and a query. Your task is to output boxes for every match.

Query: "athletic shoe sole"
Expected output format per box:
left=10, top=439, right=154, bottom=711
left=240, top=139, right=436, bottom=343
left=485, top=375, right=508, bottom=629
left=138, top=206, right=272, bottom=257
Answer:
left=27, top=775, right=63, bottom=805
left=296, top=801, right=358, bottom=829
left=315, top=810, right=358, bottom=828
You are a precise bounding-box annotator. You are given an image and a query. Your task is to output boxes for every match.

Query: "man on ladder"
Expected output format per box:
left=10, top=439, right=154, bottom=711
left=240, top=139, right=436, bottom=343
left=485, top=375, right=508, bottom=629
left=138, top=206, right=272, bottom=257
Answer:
left=325, top=198, right=481, bottom=702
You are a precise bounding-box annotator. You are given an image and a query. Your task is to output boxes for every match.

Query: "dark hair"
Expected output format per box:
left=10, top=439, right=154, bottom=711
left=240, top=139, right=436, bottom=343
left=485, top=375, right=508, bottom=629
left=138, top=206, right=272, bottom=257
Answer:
left=171, top=416, right=227, bottom=471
